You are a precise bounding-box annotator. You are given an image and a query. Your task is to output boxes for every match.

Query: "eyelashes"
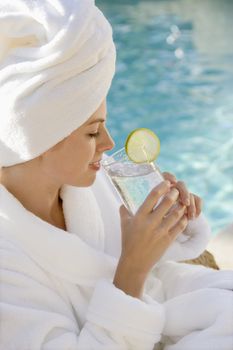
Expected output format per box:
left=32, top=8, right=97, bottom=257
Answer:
left=89, top=132, right=100, bottom=138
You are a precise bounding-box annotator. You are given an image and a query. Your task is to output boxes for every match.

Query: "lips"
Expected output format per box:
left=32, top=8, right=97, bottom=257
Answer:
left=89, top=159, right=102, bottom=171
left=89, top=159, right=102, bottom=165
left=90, top=158, right=102, bottom=164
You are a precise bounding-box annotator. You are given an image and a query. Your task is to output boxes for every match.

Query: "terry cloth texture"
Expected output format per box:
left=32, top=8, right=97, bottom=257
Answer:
left=0, top=0, right=116, bottom=166
left=0, top=167, right=233, bottom=349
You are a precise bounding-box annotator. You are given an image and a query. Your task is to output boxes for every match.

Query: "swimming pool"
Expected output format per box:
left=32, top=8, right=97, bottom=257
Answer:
left=97, top=0, right=233, bottom=235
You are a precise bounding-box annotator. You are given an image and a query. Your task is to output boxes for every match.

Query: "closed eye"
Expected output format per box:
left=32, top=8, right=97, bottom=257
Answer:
left=89, top=132, right=100, bottom=138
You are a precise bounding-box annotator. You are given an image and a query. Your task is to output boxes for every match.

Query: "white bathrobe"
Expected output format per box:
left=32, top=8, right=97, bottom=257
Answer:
left=0, top=159, right=233, bottom=350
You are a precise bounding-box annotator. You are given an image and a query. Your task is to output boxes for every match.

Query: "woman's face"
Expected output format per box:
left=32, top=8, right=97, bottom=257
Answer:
left=41, top=98, right=115, bottom=187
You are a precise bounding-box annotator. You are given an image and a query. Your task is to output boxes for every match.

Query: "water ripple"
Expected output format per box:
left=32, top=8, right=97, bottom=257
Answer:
left=97, top=0, right=233, bottom=234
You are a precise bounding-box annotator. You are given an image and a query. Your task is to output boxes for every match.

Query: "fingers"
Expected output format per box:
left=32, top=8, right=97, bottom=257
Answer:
left=187, top=194, right=202, bottom=219
left=119, top=204, right=132, bottom=221
left=160, top=174, right=203, bottom=219
left=150, top=188, right=180, bottom=222
left=175, top=181, right=190, bottom=206
left=160, top=203, right=186, bottom=230
left=137, top=180, right=171, bottom=216
left=162, top=172, right=177, bottom=184
left=168, top=214, right=188, bottom=241
left=194, top=195, right=202, bottom=217
left=187, top=194, right=196, bottom=220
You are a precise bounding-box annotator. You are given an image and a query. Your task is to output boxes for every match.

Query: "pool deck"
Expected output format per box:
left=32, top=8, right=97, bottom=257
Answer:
left=207, top=223, right=233, bottom=270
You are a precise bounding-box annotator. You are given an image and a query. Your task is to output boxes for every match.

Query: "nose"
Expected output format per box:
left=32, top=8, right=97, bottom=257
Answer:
left=98, top=128, right=115, bottom=153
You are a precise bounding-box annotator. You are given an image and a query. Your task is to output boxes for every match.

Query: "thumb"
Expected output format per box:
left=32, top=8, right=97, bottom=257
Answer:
left=119, top=204, right=131, bottom=221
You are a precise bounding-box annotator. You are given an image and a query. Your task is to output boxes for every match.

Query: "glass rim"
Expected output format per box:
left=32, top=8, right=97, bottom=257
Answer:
left=101, top=147, right=129, bottom=166
left=101, top=147, right=158, bottom=168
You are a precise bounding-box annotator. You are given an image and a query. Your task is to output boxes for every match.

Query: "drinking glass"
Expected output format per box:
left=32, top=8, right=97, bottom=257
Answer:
left=101, top=147, right=164, bottom=215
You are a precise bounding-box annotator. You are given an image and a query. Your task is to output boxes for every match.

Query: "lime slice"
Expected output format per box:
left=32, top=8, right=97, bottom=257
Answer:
left=125, top=128, right=160, bottom=163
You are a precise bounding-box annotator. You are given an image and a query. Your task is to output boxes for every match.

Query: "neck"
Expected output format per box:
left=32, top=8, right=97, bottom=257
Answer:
left=0, top=165, right=67, bottom=231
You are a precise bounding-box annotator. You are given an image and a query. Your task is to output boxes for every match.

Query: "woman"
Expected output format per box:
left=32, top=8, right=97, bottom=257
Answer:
left=0, top=1, right=232, bottom=349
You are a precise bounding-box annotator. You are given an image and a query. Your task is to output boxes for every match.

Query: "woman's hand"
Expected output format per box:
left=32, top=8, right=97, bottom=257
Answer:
left=114, top=181, right=188, bottom=298
left=162, top=172, right=202, bottom=220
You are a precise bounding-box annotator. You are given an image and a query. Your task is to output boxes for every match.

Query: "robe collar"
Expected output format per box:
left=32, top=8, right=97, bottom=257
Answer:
left=0, top=183, right=118, bottom=286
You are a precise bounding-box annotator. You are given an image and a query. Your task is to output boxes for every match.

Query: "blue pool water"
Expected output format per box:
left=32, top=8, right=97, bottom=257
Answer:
left=97, top=0, right=233, bottom=235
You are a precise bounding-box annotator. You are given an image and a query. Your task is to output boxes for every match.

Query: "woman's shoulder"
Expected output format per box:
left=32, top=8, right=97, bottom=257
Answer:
left=0, top=235, right=52, bottom=286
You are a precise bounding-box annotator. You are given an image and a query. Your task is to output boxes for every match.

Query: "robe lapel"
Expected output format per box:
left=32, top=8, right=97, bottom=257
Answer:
left=0, top=184, right=117, bottom=287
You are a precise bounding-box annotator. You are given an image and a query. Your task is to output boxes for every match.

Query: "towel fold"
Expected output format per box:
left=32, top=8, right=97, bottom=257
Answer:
left=0, top=0, right=116, bottom=166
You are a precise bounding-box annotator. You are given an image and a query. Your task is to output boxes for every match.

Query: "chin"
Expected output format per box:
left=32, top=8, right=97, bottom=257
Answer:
left=69, top=173, right=97, bottom=187
left=85, top=176, right=97, bottom=187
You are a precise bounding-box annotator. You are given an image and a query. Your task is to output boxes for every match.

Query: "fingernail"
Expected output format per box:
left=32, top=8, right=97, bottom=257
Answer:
left=171, top=188, right=179, bottom=194
left=185, top=200, right=190, bottom=206
left=178, top=203, right=185, bottom=209
left=165, top=180, right=171, bottom=187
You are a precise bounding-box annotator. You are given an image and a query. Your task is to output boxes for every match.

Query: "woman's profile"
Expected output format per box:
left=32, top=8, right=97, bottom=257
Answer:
left=0, top=1, right=232, bottom=349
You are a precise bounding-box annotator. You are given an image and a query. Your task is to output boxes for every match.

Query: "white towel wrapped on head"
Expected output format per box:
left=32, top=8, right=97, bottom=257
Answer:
left=0, top=0, right=116, bottom=166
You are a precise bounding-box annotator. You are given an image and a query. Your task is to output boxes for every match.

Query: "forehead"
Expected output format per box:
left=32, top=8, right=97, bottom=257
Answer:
left=85, top=100, right=107, bottom=125
left=87, top=118, right=106, bottom=125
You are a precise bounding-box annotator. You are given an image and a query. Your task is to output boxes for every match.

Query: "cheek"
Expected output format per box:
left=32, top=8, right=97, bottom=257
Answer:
left=68, top=139, right=95, bottom=171
left=50, top=140, right=97, bottom=186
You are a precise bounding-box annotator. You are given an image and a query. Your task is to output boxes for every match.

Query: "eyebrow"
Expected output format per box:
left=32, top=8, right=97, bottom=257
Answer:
left=88, top=118, right=106, bottom=125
